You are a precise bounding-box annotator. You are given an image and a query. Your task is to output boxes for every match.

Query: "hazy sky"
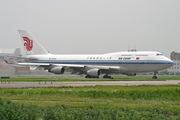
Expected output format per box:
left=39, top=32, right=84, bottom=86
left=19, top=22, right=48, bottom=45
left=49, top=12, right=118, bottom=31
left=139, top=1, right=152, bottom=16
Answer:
left=0, top=0, right=180, bottom=58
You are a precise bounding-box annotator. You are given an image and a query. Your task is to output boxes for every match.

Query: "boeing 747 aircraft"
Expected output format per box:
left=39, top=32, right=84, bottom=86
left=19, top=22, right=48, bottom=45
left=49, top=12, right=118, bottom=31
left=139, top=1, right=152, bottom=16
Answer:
left=6, top=30, right=174, bottom=79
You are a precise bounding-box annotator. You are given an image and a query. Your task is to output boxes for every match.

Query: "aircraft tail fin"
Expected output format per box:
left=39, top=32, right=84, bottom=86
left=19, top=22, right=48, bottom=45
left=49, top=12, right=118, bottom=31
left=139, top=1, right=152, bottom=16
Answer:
left=18, top=29, right=48, bottom=55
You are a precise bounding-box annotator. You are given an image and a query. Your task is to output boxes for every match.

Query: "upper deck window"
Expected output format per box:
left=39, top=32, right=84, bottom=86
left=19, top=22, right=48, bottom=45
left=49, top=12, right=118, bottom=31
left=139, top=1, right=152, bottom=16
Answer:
left=156, top=54, right=163, bottom=56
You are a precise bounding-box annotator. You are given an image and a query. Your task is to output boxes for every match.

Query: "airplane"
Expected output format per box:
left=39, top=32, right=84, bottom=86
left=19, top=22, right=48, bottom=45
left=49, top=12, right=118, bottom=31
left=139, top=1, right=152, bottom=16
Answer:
left=6, top=29, right=174, bottom=79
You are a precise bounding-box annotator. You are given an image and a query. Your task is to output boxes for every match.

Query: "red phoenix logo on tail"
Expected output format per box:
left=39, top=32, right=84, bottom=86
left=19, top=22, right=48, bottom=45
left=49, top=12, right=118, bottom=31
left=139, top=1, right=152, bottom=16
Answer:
left=22, top=37, right=33, bottom=51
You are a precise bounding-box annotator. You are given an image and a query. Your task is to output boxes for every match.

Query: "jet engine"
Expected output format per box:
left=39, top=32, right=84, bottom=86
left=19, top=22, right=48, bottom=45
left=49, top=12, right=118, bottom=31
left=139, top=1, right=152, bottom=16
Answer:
left=87, top=69, right=101, bottom=77
left=48, top=67, right=65, bottom=74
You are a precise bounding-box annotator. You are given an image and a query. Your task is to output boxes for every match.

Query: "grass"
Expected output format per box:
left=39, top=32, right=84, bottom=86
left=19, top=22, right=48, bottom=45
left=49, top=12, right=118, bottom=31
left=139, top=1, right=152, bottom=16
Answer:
left=0, top=85, right=180, bottom=119
left=1, top=99, right=179, bottom=119
left=0, top=85, right=180, bottom=110
left=1, top=75, right=180, bottom=81
left=1, top=76, right=180, bottom=119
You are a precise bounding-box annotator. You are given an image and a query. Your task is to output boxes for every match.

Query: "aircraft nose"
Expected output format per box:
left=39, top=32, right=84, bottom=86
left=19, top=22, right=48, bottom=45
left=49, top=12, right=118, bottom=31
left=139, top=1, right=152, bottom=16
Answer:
left=167, top=59, right=174, bottom=67
left=168, top=60, right=174, bottom=65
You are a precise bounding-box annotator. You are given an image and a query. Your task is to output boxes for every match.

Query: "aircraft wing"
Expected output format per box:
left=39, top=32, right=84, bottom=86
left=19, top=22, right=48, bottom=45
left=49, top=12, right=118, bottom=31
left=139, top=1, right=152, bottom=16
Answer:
left=18, top=63, right=85, bottom=68
left=18, top=63, right=120, bottom=71
left=17, top=62, right=132, bottom=76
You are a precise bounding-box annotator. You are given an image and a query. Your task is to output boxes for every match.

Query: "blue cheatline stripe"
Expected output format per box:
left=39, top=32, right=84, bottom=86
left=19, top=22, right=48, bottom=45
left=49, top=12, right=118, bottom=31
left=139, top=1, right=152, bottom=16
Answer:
left=32, top=60, right=174, bottom=65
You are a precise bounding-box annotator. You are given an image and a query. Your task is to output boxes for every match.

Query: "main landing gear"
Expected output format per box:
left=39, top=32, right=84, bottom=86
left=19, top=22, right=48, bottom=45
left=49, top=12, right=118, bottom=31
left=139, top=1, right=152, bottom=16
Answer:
left=103, top=74, right=113, bottom=79
left=152, top=72, right=158, bottom=79
left=85, top=75, right=99, bottom=79
left=85, top=74, right=114, bottom=79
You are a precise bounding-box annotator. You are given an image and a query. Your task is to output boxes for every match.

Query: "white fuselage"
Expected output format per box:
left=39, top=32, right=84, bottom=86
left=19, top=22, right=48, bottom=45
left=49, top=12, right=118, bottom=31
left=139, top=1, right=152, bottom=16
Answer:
left=27, top=51, right=174, bottom=74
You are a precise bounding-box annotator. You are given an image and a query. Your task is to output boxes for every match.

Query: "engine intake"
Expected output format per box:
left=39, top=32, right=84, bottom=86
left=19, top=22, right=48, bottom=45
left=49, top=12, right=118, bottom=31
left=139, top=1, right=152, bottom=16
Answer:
left=48, top=67, right=65, bottom=74
left=87, top=69, right=101, bottom=77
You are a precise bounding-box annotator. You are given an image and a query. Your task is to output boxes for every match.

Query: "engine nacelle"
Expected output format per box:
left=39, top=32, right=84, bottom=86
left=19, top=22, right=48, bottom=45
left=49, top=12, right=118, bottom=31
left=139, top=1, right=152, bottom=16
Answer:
left=48, top=67, right=65, bottom=74
left=87, top=69, right=101, bottom=77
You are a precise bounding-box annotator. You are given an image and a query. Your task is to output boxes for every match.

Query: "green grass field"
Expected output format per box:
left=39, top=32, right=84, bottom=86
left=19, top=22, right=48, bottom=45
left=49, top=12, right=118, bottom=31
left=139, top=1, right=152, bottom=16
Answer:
left=1, top=85, right=180, bottom=119
left=0, top=76, right=180, bottom=119
left=1, top=75, right=180, bottom=81
left=1, top=85, right=180, bottom=108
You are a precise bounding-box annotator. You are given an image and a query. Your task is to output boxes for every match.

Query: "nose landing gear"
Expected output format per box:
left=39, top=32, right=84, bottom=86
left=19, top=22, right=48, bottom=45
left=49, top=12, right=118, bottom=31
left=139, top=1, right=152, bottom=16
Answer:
left=152, top=72, right=158, bottom=79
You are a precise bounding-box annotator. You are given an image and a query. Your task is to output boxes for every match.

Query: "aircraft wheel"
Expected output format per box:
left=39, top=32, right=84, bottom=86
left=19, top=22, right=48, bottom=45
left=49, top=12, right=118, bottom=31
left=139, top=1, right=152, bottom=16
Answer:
left=103, top=75, right=113, bottom=79
left=152, top=76, right=157, bottom=79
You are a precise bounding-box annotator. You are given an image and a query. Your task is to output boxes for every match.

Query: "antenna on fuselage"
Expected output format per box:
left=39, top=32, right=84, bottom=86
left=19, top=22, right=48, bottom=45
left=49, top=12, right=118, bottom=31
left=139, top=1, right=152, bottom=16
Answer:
left=129, top=45, right=137, bottom=52
left=134, top=45, right=137, bottom=51
left=128, top=44, right=130, bottom=52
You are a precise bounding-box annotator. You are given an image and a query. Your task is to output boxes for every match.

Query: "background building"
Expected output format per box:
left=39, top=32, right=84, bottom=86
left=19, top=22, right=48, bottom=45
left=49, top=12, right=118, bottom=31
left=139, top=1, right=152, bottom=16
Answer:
left=167, top=51, right=180, bottom=74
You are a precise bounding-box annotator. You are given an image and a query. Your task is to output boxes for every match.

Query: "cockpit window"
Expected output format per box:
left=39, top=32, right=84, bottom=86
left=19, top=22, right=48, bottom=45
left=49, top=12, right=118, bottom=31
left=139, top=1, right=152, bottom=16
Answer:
left=156, top=54, right=163, bottom=56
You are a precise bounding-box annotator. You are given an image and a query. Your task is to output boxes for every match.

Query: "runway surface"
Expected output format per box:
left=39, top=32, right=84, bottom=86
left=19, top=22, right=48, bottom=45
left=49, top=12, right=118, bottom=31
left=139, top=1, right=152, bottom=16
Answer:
left=0, top=80, right=180, bottom=88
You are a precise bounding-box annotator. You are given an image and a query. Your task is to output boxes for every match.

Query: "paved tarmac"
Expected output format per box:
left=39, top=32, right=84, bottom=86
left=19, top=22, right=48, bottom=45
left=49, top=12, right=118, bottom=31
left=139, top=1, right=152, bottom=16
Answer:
left=0, top=80, right=180, bottom=88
